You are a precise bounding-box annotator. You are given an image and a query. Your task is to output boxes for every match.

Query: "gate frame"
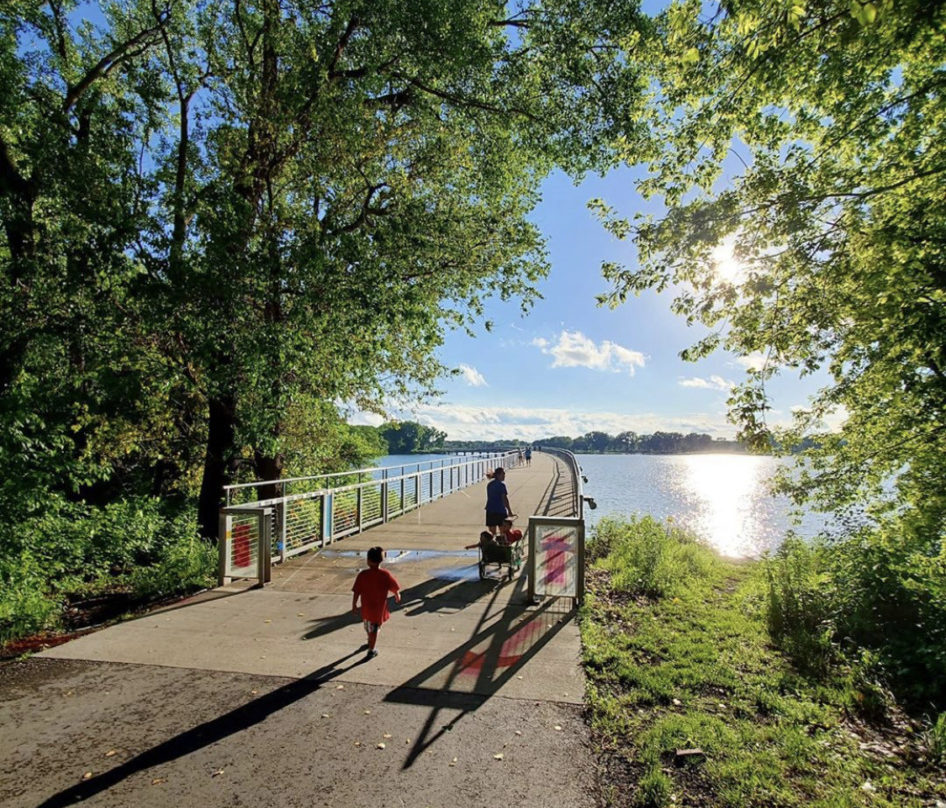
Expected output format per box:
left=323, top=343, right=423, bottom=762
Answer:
left=527, top=514, right=585, bottom=607
left=218, top=506, right=273, bottom=586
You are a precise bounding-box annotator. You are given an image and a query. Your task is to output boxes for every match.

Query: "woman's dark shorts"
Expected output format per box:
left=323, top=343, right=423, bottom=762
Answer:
left=486, top=511, right=506, bottom=528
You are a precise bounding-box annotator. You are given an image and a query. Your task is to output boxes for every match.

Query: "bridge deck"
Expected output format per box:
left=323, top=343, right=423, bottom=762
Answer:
left=41, top=452, right=583, bottom=702
left=14, top=453, right=597, bottom=808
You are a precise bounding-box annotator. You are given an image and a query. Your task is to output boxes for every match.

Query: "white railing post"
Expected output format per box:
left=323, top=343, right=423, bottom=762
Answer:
left=381, top=470, right=389, bottom=522
left=321, top=493, right=332, bottom=545
left=257, top=507, right=272, bottom=585
left=357, top=486, right=363, bottom=530
left=277, top=501, right=287, bottom=564
left=218, top=511, right=231, bottom=586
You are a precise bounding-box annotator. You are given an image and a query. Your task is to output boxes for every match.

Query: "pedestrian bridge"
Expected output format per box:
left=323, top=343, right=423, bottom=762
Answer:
left=220, top=448, right=590, bottom=605
left=42, top=449, right=593, bottom=704
left=30, top=450, right=601, bottom=807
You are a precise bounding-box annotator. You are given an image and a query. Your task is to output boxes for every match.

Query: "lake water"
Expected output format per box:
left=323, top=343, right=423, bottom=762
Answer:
left=374, top=452, right=823, bottom=559
left=576, top=453, right=826, bottom=558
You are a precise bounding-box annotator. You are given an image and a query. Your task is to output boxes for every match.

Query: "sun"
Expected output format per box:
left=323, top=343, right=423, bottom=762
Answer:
left=711, top=237, right=745, bottom=284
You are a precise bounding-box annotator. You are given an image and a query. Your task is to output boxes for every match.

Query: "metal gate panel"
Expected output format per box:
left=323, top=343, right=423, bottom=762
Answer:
left=527, top=516, right=585, bottom=605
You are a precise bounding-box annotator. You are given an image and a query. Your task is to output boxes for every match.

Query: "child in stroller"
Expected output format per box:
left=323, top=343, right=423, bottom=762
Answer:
left=468, top=522, right=524, bottom=580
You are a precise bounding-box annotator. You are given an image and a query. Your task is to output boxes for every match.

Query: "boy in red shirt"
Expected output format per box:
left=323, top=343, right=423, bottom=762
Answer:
left=352, top=546, right=401, bottom=659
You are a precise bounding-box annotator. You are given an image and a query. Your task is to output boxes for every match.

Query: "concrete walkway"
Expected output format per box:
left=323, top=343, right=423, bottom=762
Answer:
left=0, top=453, right=599, bottom=808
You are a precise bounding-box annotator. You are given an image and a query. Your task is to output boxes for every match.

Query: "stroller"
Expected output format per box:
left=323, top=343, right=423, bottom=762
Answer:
left=478, top=532, right=524, bottom=581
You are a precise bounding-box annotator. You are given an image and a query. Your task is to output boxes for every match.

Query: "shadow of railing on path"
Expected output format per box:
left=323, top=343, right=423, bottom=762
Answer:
left=538, top=456, right=577, bottom=519
left=385, top=575, right=576, bottom=770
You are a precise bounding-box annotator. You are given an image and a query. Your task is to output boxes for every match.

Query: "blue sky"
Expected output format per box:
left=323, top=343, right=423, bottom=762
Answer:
left=352, top=166, right=826, bottom=443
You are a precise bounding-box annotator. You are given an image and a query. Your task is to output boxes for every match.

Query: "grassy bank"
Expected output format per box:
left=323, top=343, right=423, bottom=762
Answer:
left=580, top=516, right=946, bottom=807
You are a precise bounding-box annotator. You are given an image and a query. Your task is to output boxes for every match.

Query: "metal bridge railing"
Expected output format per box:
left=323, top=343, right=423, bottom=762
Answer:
left=527, top=447, right=589, bottom=606
left=223, top=454, right=512, bottom=507
left=218, top=451, right=519, bottom=585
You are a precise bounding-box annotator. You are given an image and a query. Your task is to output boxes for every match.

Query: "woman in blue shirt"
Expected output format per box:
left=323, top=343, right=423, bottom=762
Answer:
left=485, top=467, right=513, bottom=537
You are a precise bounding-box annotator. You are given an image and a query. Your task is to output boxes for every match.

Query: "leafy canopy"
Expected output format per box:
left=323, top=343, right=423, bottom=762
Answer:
left=597, top=0, right=946, bottom=545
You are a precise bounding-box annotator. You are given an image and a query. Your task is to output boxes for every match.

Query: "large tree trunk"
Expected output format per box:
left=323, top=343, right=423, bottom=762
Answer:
left=196, top=0, right=281, bottom=539
left=254, top=450, right=285, bottom=501
left=0, top=161, right=36, bottom=394
left=197, top=393, right=237, bottom=541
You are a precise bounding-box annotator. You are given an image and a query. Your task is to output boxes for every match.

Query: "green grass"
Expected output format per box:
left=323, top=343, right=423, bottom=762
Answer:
left=580, top=517, right=946, bottom=808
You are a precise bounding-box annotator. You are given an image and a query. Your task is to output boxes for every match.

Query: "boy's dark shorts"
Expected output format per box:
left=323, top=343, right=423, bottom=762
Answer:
left=485, top=511, right=506, bottom=528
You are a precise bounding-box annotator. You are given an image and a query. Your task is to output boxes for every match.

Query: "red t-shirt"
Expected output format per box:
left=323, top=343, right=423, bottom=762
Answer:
left=500, top=529, right=523, bottom=545
left=352, top=567, right=400, bottom=624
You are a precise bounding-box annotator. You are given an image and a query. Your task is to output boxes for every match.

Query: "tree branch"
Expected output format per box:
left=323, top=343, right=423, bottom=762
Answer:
left=62, top=18, right=166, bottom=113
left=327, top=16, right=359, bottom=78
left=392, top=72, right=530, bottom=119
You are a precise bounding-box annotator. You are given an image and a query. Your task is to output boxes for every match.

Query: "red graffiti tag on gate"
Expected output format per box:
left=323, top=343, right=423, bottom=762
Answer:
left=541, top=534, right=571, bottom=586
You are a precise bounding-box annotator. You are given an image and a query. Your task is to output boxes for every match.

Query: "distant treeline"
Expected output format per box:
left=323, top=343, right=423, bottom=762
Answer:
left=375, top=422, right=745, bottom=454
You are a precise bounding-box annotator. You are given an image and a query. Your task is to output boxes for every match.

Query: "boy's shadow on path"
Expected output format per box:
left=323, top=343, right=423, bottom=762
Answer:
left=36, top=649, right=368, bottom=808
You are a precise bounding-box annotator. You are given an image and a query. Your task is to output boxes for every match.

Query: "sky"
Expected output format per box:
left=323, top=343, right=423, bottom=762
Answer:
left=351, top=165, right=827, bottom=443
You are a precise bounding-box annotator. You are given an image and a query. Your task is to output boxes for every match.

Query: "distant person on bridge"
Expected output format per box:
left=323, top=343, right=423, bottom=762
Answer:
left=524, top=447, right=532, bottom=466
left=352, top=546, right=401, bottom=660
left=485, top=467, right=514, bottom=537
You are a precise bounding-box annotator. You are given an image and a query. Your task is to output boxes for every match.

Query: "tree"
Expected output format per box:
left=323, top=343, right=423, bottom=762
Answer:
left=595, top=0, right=946, bottom=702
left=597, top=0, right=946, bottom=531
left=0, top=1, right=189, bottom=509
left=379, top=421, right=446, bottom=454
left=582, top=430, right=612, bottom=453
left=615, top=430, right=639, bottom=452
left=139, top=0, right=652, bottom=537
left=1, top=1, right=654, bottom=539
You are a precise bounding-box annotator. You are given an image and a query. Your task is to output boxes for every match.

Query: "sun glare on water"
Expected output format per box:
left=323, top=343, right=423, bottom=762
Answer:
left=681, top=454, right=777, bottom=557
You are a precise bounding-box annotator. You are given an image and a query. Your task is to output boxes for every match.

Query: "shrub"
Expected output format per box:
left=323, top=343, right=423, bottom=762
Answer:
left=827, top=527, right=946, bottom=711
left=0, top=495, right=213, bottom=644
left=130, top=533, right=215, bottom=600
left=764, top=538, right=837, bottom=676
left=766, top=527, right=946, bottom=712
left=590, top=515, right=718, bottom=598
left=0, top=555, right=60, bottom=644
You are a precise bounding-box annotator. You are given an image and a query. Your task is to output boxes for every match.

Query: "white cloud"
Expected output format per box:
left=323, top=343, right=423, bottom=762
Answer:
left=457, top=364, right=488, bottom=387
left=349, top=401, right=735, bottom=442
left=345, top=409, right=385, bottom=427
left=824, top=404, right=849, bottom=430
left=736, top=352, right=768, bottom=372
left=678, top=375, right=733, bottom=391
left=532, top=330, right=646, bottom=375
left=786, top=403, right=849, bottom=432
